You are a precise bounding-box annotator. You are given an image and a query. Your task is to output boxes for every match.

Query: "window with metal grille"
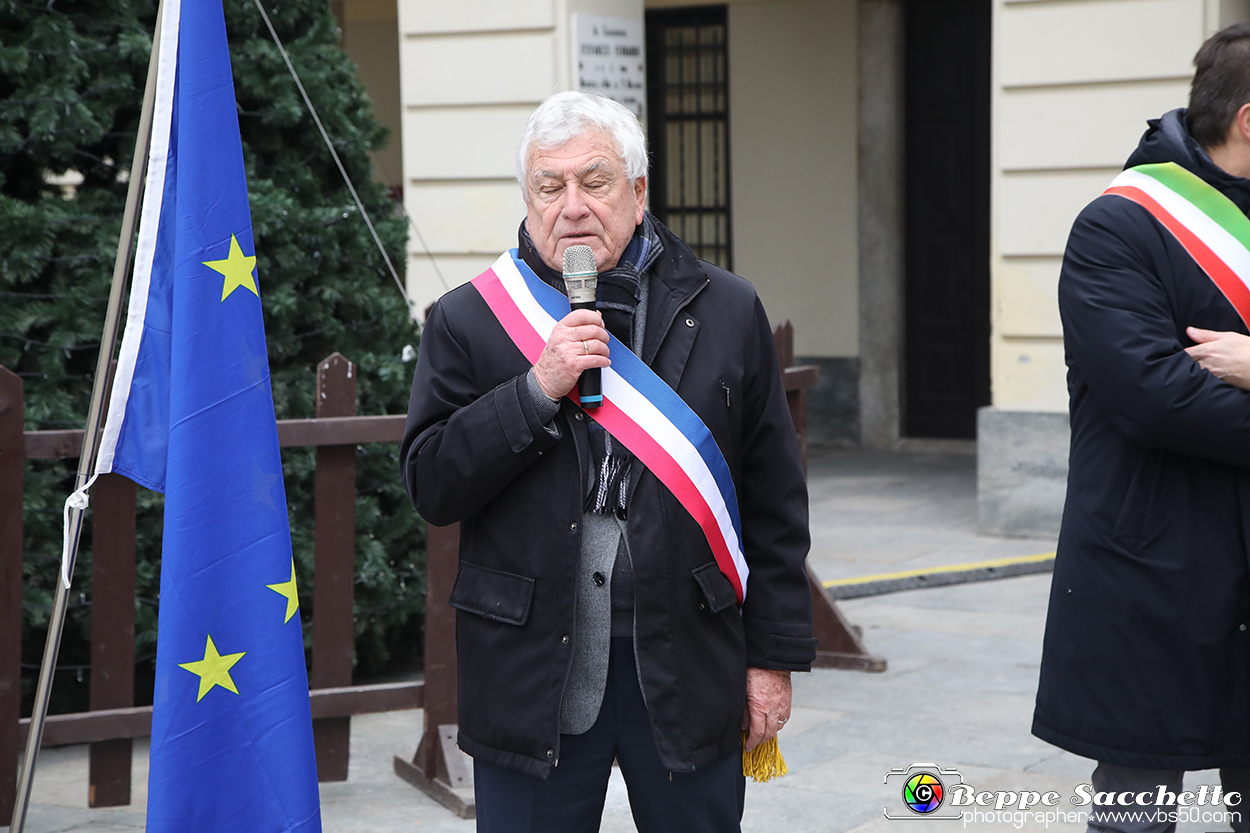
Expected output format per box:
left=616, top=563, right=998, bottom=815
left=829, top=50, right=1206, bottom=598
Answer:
left=645, top=6, right=732, bottom=270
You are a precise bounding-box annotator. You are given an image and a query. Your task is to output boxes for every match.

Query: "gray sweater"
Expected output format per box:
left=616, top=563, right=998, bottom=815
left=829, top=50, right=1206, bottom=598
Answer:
left=524, top=275, right=649, bottom=735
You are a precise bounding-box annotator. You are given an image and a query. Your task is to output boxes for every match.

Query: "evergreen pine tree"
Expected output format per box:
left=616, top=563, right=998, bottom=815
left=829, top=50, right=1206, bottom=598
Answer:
left=0, top=0, right=423, bottom=714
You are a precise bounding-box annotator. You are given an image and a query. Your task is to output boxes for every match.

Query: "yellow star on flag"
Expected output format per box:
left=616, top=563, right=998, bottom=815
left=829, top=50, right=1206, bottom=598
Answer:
left=178, top=634, right=246, bottom=702
left=267, top=559, right=300, bottom=624
left=203, top=233, right=258, bottom=302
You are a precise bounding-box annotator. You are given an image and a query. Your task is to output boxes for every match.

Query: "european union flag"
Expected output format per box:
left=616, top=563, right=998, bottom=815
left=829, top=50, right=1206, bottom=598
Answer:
left=94, top=0, right=322, bottom=829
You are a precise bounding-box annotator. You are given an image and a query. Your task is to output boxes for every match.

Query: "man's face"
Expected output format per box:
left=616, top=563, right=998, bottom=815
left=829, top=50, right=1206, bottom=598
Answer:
left=524, top=129, right=646, bottom=273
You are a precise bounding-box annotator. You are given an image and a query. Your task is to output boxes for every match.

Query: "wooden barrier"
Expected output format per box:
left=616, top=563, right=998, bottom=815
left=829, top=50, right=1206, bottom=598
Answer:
left=311, top=353, right=358, bottom=782
left=0, top=355, right=419, bottom=818
left=772, top=322, right=886, bottom=672
left=0, top=367, right=23, bottom=822
left=89, top=472, right=136, bottom=806
left=392, top=522, right=469, bottom=814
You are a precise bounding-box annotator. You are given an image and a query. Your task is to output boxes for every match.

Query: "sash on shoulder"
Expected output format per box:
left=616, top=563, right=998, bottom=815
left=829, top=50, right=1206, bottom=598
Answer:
left=471, top=250, right=749, bottom=605
left=1105, top=161, right=1250, bottom=328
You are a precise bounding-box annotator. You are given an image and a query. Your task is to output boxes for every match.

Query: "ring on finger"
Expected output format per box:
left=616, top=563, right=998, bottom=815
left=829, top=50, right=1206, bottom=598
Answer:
left=777, top=717, right=788, bottom=725
left=582, top=340, right=589, bottom=355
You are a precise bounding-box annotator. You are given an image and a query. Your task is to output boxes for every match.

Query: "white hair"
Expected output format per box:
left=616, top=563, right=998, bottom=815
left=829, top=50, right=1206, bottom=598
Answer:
left=516, top=91, right=648, bottom=197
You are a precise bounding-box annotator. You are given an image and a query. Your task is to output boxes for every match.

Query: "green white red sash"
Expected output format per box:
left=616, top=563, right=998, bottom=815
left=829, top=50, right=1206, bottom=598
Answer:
left=1105, top=162, right=1250, bottom=327
left=471, top=250, right=749, bottom=605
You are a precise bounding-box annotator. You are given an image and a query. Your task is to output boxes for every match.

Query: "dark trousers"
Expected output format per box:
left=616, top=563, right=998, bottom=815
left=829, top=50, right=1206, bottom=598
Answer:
left=1088, top=762, right=1250, bottom=833
left=474, top=637, right=746, bottom=833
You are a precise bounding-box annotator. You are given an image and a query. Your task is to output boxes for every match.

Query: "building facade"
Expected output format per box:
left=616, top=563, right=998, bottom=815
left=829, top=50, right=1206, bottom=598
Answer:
left=335, top=0, right=1249, bottom=535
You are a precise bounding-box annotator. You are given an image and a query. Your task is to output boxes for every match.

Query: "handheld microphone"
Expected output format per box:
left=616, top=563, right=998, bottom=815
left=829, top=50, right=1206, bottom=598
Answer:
left=562, top=244, right=602, bottom=408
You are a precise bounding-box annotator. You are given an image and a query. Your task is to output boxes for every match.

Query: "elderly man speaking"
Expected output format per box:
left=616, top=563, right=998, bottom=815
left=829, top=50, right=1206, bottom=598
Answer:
left=401, top=91, right=815, bottom=832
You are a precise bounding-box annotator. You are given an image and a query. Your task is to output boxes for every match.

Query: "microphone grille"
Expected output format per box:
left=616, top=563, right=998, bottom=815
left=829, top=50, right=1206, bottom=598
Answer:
left=562, top=244, right=597, bottom=277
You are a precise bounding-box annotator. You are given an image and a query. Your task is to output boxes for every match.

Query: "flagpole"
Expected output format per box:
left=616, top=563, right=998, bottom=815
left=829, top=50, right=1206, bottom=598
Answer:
left=10, top=1, right=164, bottom=828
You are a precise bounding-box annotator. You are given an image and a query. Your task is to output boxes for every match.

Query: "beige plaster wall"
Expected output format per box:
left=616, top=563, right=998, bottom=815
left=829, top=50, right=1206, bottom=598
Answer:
left=340, top=0, right=404, bottom=192
left=727, top=0, right=858, bottom=358
left=396, top=0, right=856, bottom=342
left=397, top=0, right=643, bottom=316
left=990, top=0, right=1248, bottom=411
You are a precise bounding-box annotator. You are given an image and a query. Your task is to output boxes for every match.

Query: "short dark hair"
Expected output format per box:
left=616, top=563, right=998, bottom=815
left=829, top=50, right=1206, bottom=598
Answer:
left=1188, top=23, right=1250, bottom=149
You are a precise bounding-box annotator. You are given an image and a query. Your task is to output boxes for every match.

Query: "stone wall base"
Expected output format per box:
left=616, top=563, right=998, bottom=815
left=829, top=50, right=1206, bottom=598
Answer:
left=798, top=356, right=860, bottom=447
left=976, top=407, right=1069, bottom=538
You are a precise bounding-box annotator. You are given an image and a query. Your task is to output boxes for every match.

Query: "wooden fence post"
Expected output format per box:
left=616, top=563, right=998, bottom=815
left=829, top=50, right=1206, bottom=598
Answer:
left=393, top=522, right=472, bottom=817
left=311, top=353, right=357, bottom=782
left=393, top=300, right=473, bottom=814
left=88, top=473, right=137, bottom=806
left=772, top=321, right=810, bottom=468
left=0, top=367, right=23, bottom=821
left=772, top=322, right=886, bottom=672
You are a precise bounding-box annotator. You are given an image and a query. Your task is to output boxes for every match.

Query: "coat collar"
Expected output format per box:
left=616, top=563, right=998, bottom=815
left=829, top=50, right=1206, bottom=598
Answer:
left=514, top=213, right=710, bottom=365
left=640, top=216, right=710, bottom=365
left=1126, top=107, right=1250, bottom=214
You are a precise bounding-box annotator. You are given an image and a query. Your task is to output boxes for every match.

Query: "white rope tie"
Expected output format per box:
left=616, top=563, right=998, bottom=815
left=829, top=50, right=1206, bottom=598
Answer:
left=61, top=472, right=99, bottom=589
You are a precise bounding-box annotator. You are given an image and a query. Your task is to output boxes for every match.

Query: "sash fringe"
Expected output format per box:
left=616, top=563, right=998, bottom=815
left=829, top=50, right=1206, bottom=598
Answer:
left=742, top=733, right=788, bottom=783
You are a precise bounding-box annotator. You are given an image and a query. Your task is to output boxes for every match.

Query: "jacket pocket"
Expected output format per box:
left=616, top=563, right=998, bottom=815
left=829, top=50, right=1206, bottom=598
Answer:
left=449, top=561, right=535, bottom=626
left=691, top=562, right=738, bottom=614
left=1111, top=450, right=1161, bottom=550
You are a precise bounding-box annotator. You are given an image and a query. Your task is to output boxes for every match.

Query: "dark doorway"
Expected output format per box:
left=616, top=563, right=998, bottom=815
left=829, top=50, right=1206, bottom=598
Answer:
left=645, top=5, right=732, bottom=270
left=902, top=0, right=991, bottom=438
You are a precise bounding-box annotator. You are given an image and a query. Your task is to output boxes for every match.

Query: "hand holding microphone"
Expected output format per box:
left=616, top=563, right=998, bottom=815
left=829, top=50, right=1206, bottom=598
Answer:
left=532, top=244, right=609, bottom=403
left=562, top=245, right=602, bottom=407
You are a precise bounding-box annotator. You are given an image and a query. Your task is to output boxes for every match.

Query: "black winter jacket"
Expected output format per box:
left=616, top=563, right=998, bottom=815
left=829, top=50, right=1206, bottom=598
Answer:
left=1033, top=109, right=1250, bottom=768
left=401, top=219, right=816, bottom=778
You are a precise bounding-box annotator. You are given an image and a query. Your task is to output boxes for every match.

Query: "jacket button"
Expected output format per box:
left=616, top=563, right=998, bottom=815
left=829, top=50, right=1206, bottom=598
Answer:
left=570, top=522, right=577, bottom=531
left=547, top=749, right=554, bottom=758
left=593, top=572, right=605, bottom=586
left=561, top=634, right=569, bottom=644
left=575, top=412, right=584, bottom=420
left=1242, top=624, right=1247, bottom=632
left=685, top=317, right=695, bottom=327
left=699, top=602, right=706, bottom=610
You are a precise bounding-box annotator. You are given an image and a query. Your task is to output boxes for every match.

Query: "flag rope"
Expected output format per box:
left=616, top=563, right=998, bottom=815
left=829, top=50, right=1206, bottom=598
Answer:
left=60, top=473, right=99, bottom=589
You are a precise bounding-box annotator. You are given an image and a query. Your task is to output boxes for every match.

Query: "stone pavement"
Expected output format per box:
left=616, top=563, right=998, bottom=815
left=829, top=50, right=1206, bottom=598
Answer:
left=8, top=449, right=1238, bottom=832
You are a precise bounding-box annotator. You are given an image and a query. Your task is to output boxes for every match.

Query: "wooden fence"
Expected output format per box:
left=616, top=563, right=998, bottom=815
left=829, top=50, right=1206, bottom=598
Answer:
left=0, top=353, right=421, bottom=818
left=0, top=324, right=882, bottom=821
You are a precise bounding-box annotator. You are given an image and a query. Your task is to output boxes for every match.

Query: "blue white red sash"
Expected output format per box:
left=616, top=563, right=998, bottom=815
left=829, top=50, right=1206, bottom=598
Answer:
left=471, top=250, right=749, bottom=605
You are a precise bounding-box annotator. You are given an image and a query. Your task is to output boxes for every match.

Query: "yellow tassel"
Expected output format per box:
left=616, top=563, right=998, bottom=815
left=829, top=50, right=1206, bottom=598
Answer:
left=741, top=732, right=788, bottom=783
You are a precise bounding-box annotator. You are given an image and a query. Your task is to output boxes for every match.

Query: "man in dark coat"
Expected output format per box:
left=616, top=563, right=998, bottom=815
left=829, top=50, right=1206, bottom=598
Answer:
left=401, top=91, right=815, bottom=832
left=1033, top=25, right=1250, bottom=833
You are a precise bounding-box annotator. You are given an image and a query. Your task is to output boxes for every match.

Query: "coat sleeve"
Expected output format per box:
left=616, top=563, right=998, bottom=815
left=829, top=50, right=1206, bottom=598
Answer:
left=1060, top=197, right=1250, bottom=467
left=400, top=295, right=562, bottom=526
left=737, top=295, right=817, bottom=672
